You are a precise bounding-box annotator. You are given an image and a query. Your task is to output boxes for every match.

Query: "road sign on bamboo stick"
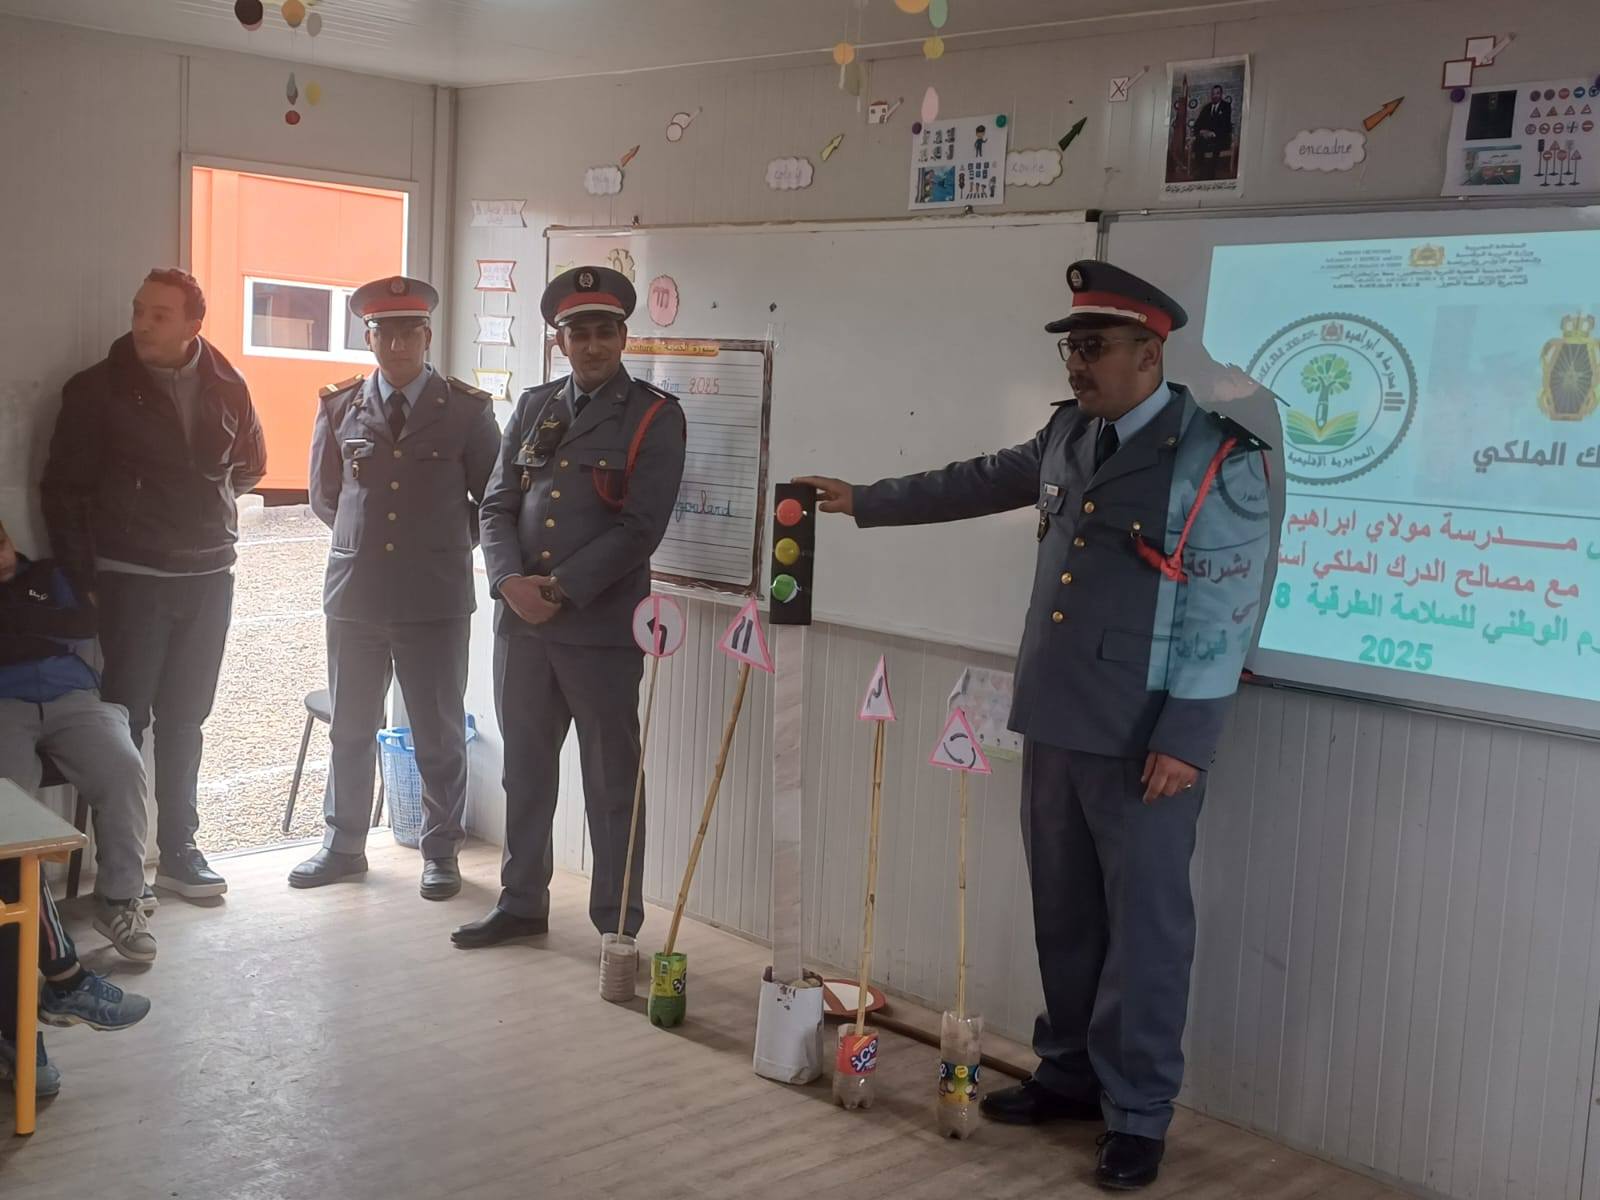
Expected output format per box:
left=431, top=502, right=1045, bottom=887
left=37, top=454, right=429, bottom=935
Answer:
left=600, top=595, right=685, bottom=1006
left=930, top=705, right=990, bottom=1137
left=648, top=599, right=771, bottom=1028
left=835, top=655, right=895, bottom=1110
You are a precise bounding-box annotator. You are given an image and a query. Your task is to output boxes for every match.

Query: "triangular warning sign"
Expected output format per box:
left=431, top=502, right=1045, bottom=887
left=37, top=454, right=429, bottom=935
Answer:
left=1573, top=148, right=1584, bottom=161
left=717, top=598, right=774, bottom=673
left=1582, top=103, right=1593, bottom=114
left=1530, top=106, right=1542, bottom=118
left=858, top=655, right=896, bottom=722
left=1567, top=105, right=1577, bottom=116
left=929, top=707, right=991, bottom=774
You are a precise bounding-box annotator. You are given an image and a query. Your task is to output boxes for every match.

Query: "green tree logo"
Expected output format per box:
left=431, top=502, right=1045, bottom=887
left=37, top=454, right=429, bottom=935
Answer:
left=1288, top=353, right=1359, bottom=447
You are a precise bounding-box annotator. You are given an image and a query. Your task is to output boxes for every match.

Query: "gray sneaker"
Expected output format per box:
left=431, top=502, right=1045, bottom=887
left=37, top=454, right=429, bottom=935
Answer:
left=0, top=1034, right=61, bottom=1098
left=93, top=896, right=158, bottom=963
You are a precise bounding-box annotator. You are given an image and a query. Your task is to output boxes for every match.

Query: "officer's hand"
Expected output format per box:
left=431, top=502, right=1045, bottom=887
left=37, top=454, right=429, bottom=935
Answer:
left=792, top=476, right=854, bottom=516
left=501, top=575, right=560, bottom=626
left=1141, top=752, right=1199, bottom=804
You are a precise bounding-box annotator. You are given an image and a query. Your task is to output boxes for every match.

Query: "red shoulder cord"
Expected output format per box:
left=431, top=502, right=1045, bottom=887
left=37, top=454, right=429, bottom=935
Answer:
left=593, top=397, right=670, bottom=512
left=1132, top=436, right=1262, bottom=583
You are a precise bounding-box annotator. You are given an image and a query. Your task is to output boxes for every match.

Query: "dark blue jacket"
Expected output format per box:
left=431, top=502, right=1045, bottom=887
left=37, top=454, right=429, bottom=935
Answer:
left=0, top=556, right=100, bottom=703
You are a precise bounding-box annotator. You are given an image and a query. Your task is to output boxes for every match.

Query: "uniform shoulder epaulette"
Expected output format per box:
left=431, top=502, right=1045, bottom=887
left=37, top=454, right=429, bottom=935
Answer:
left=1050, top=396, right=1081, bottom=408
left=319, top=374, right=364, bottom=401
left=1204, top=407, right=1273, bottom=453
left=446, top=375, right=493, bottom=404
left=635, top=378, right=680, bottom=404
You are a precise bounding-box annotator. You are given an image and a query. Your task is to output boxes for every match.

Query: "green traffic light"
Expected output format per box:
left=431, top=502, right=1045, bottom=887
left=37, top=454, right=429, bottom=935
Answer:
left=772, top=574, right=801, bottom=603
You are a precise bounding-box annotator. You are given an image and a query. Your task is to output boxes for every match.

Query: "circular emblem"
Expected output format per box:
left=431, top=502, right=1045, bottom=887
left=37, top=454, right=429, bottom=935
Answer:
left=1247, top=313, right=1417, bottom=486
left=1526, top=123, right=1537, bottom=135
left=1545, top=88, right=1557, bottom=101
left=577, top=269, right=596, bottom=289
left=1068, top=267, right=1084, bottom=289
left=1559, top=87, right=1571, bottom=100
left=388, top=277, right=406, bottom=295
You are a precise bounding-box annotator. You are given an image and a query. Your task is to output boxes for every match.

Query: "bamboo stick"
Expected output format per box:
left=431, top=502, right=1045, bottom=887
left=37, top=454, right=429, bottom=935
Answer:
left=616, top=653, right=661, bottom=939
left=855, top=721, right=888, bottom=1036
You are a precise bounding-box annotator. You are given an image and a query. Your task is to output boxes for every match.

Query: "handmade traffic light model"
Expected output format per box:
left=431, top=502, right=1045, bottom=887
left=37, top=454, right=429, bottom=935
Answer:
left=769, top=483, right=816, bottom=625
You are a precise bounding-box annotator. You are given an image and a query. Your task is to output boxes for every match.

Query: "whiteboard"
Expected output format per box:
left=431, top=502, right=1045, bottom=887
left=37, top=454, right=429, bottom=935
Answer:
left=1105, top=202, right=1600, bottom=735
left=548, top=213, right=1099, bottom=655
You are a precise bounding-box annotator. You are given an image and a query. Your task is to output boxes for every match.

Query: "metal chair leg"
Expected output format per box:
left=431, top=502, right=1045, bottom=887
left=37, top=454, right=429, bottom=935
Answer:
left=283, top=712, right=316, bottom=834
left=66, top=792, right=88, bottom=900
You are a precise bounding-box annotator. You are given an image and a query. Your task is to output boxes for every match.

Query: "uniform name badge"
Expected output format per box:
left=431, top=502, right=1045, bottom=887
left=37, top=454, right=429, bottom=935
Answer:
left=343, top=438, right=374, bottom=480
left=516, top=417, right=568, bottom=489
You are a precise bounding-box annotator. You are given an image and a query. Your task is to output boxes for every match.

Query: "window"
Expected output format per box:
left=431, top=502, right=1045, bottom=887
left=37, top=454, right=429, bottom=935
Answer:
left=243, top=277, right=375, bottom=364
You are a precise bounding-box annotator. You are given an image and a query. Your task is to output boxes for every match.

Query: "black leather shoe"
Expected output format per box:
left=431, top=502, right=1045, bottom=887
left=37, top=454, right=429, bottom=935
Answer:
left=980, top=1077, right=1103, bottom=1125
left=420, top=857, right=462, bottom=901
left=288, top=849, right=368, bottom=889
left=451, top=907, right=548, bottom=948
left=1095, top=1132, right=1164, bottom=1191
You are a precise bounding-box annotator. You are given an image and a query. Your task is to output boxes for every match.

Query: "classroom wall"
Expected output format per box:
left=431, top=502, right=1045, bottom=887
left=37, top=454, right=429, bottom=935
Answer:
left=0, top=13, right=440, bottom=558
left=451, top=2, right=1600, bottom=1196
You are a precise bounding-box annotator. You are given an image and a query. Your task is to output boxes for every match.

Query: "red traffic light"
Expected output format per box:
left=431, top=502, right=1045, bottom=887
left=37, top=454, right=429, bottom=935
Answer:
left=776, top=497, right=805, bottom=527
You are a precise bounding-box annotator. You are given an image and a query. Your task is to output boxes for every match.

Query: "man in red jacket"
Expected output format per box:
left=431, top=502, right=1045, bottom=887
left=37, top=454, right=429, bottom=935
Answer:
left=42, top=268, right=266, bottom=902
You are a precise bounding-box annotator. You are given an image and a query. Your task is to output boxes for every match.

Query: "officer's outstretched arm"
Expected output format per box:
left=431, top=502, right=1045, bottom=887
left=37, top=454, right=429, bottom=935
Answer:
left=851, top=424, right=1049, bottom=529
left=1147, top=449, right=1272, bottom=769
left=551, top=404, right=687, bottom=609
left=479, top=393, right=533, bottom=597
left=308, top=398, right=342, bottom=528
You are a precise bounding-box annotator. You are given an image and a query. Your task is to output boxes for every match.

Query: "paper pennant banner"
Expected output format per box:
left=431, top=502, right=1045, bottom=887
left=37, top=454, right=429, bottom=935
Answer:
left=929, top=707, right=992, bottom=774
left=717, top=598, right=774, bottom=673
left=858, top=655, right=896, bottom=722
left=475, top=259, right=516, bottom=292
left=632, top=594, right=686, bottom=658
left=472, top=368, right=512, bottom=401
left=474, top=313, right=513, bottom=346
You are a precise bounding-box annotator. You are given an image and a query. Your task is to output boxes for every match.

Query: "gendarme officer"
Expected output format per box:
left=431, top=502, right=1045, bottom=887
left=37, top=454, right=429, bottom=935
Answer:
left=453, top=266, right=686, bottom=949
left=292, top=276, right=500, bottom=900
left=798, top=262, right=1273, bottom=1191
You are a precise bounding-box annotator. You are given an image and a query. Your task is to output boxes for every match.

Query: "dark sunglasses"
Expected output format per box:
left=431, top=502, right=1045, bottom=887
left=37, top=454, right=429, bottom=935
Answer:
left=1057, top=333, right=1151, bottom=364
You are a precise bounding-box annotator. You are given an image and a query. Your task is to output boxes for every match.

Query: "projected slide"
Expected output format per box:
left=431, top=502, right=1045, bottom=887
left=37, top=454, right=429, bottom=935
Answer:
left=1206, top=231, right=1600, bottom=705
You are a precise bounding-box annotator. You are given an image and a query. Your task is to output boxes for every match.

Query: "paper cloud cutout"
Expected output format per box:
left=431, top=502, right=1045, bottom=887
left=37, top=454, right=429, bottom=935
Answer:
left=1006, top=148, right=1063, bottom=187
left=1283, top=128, right=1367, bottom=172
left=765, top=156, right=815, bottom=190
left=584, top=164, right=624, bottom=195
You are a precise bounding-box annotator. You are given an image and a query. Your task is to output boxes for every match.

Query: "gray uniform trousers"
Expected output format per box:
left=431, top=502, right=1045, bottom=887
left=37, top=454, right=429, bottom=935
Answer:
left=493, top=634, right=644, bottom=936
left=323, top=616, right=470, bottom=861
left=0, top=691, right=149, bottom=901
left=1022, top=739, right=1203, bottom=1140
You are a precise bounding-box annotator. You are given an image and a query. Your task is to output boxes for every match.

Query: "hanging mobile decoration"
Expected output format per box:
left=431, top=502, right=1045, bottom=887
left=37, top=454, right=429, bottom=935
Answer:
left=306, top=81, right=323, bottom=106
left=929, top=0, right=949, bottom=29
left=924, top=36, right=945, bottom=60
left=306, top=11, right=323, bottom=36
left=285, top=110, right=301, bottom=125
left=286, top=72, right=299, bottom=105
left=234, top=0, right=264, bottom=30
left=282, top=0, right=306, bottom=28
left=895, top=0, right=930, bottom=11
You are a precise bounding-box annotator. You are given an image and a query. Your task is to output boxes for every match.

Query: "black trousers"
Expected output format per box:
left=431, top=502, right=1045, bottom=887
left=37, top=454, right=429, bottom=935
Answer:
left=96, top=570, right=235, bottom=859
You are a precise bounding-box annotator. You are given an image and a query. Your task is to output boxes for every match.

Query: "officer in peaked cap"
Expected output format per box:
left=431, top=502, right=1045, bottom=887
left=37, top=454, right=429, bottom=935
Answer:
left=293, top=275, right=500, bottom=902
left=454, top=265, right=685, bottom=949
left=796, top=260, right=1273, bottom=1190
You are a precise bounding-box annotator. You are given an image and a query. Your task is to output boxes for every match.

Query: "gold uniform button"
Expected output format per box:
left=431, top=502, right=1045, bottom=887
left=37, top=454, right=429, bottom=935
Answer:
left=392, top=449, right=402, bottom=459
left=559, top=459, right=570, bottom=468
left=387, top=512, right=397, bottom=522
left=544, top=518, right=556, bottom=528
left=390, top=481, right=400, bottom=491
left=1131, top=520, right=1142, bottom=532
left=1051, top=611, right=1065, bottom=624
left=597, top=459, right=608, bottom=468
left=540, top=550, right=552, bottom=560
left=551, top=490, right=561, bottom=500
left=1083, top=500, right=1095, bottom=514
left=384, top=542, right=395, bottom=552
left=1073, top=537, right=1086, bottom=548
left=1060, top=572, right=1073, bottom=585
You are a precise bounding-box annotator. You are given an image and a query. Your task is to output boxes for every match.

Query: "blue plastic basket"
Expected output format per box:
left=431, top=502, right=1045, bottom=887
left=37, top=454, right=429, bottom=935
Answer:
left=376, top=714, right=478, bottom=849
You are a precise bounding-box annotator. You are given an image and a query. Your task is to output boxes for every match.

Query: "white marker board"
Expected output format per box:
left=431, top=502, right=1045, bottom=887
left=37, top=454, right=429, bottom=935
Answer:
left=548, top=212, right=1099, bottom=655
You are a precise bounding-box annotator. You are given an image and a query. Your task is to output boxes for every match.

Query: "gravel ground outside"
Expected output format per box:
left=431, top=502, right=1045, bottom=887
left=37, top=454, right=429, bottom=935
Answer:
left=196, top=503, right=339, bottom=854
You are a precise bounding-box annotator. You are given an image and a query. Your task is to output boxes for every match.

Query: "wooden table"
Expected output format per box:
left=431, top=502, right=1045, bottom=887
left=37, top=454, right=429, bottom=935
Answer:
left=0, top=779, right=86, bottom=1136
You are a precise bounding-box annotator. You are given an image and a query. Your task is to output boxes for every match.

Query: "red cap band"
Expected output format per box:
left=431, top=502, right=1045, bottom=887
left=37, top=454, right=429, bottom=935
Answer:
left=556, top=291, right=625, bottom=318
left=1071, top=290, right=1173, bottom=339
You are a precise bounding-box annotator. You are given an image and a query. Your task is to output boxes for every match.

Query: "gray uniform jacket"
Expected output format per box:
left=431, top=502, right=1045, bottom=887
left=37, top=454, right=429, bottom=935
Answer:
left=854, top=383, right=1273, bottom=769
left=480, top=368, right=687, bottom=647
left=309, top=369, right=500, bottom=623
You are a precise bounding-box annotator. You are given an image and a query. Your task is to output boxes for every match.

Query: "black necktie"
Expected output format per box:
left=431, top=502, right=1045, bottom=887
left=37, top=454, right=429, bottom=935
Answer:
left=1094, top=421, right=1120, bottom=471
left=574, top=392, right=591, bottom=419
left=386, top=391, right=406, bottom=441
